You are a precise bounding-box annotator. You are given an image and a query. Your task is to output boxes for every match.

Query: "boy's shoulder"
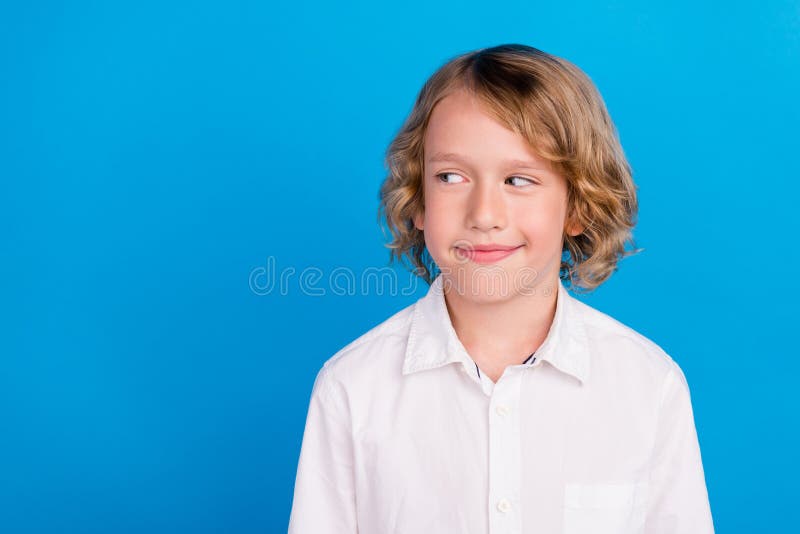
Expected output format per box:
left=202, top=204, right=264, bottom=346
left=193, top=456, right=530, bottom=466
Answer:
left=571, top=296, right=681, bottom=378
left=318, top=299, right=417, bottom=377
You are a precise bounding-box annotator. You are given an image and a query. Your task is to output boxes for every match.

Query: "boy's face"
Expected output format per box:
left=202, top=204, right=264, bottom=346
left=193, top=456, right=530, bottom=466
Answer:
left=415, top=89, right=582, bottom=301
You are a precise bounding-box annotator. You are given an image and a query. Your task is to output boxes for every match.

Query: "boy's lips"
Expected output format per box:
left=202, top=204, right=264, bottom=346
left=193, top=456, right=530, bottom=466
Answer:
left=454, top=244, right=523, bottom=264
left=461, top=243, right=522, bottom=251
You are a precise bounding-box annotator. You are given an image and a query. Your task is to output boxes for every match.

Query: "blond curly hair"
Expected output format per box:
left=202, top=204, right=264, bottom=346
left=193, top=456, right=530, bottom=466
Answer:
left=377, top=44, right=641, bottom=294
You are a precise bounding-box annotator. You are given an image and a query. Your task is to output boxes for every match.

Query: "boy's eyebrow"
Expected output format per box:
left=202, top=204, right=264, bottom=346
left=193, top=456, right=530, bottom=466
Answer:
left=426, top=151, right=548, bottom=171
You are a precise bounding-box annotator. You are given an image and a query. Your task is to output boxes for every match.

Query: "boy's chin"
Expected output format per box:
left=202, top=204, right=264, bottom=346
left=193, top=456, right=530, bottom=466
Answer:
left=438, top=264, right=553, bottom=300
left=460, top=291, right=519, bottom=305
left=441, top=275, right=521, bottom=301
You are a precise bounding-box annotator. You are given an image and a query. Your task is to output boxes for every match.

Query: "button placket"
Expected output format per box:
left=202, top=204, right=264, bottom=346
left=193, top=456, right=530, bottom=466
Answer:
left=488, top=369, right=523, bottom=533
left=496, top=498, right=512, bottom=513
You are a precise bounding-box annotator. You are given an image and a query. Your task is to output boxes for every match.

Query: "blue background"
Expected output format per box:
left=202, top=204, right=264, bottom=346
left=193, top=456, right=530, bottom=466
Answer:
left=2, top=0, right=798, bottom=532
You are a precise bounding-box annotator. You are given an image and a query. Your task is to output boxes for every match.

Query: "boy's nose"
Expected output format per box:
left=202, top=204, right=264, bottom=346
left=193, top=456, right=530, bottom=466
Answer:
left=467, top=182, right=507, bottom=231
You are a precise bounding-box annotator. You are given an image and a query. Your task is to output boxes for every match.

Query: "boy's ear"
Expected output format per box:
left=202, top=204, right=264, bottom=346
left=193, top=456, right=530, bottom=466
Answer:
left=565, top=212, right=585, bottom=236
left=566, top=220, right=584, bottom=236
left=565, top=200, right=587, bottom=236
left=413, top=210, right=424, bottom=231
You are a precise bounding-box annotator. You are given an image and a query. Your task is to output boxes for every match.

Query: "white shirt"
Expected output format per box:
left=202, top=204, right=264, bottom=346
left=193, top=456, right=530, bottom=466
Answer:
left=288, top=274, right=715, bottom=534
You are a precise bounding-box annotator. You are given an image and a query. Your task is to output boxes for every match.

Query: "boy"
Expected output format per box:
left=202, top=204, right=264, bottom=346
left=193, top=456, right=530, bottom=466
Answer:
left=288, top=44, right=714, bottom=533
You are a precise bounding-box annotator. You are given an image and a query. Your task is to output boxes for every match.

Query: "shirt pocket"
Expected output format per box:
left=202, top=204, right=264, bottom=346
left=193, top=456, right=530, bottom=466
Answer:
left=563, top=481, right=649, bottom=534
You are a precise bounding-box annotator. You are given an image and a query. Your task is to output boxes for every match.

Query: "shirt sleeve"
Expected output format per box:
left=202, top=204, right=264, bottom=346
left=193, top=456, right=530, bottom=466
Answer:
left=645, top=359, right=715, bottom=534
left=288, top=364, right=358, bottom=534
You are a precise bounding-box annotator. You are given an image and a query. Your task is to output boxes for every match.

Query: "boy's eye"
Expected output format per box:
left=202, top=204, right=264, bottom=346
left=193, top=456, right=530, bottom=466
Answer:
left=506, top=176, right=537, bottom=187
left=435, top=173, right=537, bottom=187
left=435, top=172, right=465, bottom=184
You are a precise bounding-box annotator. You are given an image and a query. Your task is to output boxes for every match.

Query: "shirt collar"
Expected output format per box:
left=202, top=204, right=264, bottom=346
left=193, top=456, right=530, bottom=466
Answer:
left=402, top=273, right=591, bottom=385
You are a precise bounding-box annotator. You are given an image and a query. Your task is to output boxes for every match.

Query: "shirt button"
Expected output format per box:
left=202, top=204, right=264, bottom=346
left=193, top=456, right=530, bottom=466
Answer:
left=497, top=498, right=512, bottom=513
left=495, top=405, right=509, bottom=416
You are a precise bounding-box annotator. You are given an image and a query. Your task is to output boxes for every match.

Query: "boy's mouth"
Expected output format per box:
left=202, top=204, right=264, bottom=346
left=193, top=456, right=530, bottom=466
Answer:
left=454, top=244, right=523, bottom=264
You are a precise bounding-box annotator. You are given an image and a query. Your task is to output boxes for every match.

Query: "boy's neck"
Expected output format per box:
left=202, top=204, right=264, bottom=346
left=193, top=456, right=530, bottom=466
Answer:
left=442, top=273, right=560, bottom=379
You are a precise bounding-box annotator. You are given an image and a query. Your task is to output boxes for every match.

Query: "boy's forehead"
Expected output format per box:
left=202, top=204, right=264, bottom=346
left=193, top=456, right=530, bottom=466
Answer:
left=424, top=95, right=550, bottom=171
left=427, top=89, right=489, bottom=126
